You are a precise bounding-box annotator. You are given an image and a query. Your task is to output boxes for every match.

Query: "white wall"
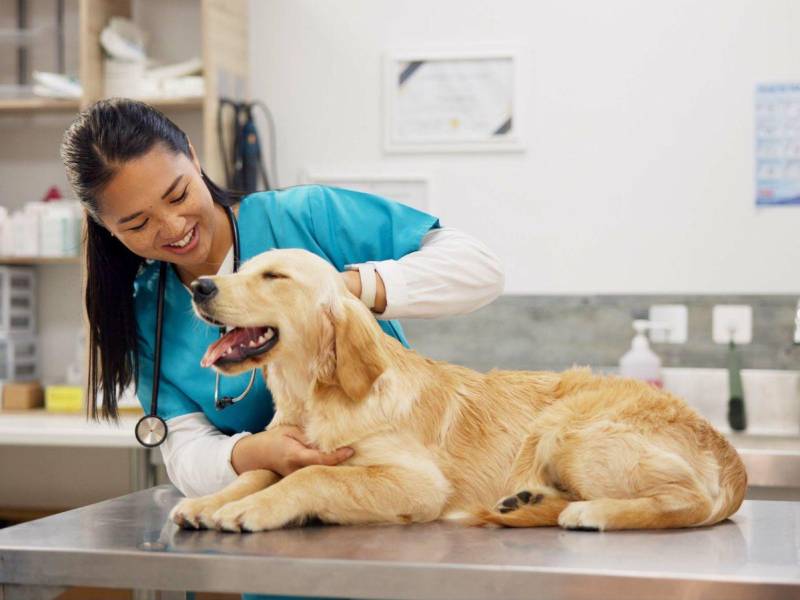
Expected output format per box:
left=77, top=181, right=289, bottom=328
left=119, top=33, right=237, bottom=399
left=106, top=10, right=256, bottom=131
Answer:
left=248, top=0, right=800, bottom=294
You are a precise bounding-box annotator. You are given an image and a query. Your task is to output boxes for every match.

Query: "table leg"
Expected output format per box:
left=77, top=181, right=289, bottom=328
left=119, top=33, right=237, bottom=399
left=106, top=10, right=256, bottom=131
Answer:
left=129, top=448, right=157, bottom=491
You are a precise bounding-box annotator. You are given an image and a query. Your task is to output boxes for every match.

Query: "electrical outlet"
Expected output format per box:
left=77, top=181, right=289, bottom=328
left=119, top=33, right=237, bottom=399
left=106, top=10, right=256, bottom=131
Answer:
left=649, top=304, right=688, bottom=343
left=712, top=305, right=753, bottom=344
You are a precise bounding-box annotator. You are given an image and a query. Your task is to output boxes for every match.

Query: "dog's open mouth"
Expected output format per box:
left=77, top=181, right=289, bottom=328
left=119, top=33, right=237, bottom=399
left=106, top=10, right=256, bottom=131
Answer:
left=201, top=326, right=279, bottom=367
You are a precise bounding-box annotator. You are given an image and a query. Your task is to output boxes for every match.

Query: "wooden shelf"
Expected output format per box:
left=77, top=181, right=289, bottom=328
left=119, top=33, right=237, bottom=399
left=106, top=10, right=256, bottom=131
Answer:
left=145, top=96, right=204, bottom=110
left=0, top=96, right=203, bottom=115
left=0, top=97, right=80, bottom=113
left=0, top=256, right=81, bottom=265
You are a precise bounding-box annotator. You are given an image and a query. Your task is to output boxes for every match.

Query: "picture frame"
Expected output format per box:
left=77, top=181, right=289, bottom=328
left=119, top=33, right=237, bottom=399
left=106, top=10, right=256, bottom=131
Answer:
left=382, top=45, right=524, bottom=153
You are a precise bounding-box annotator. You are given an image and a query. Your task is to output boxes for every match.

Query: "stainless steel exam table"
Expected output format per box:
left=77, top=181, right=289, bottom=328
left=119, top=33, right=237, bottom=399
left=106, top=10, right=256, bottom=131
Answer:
left=0, top=485, right=798, bottom=600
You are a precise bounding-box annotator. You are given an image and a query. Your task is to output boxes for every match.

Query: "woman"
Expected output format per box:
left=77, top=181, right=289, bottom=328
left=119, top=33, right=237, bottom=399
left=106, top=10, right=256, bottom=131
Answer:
left=61, top=97, right=504, bottom=502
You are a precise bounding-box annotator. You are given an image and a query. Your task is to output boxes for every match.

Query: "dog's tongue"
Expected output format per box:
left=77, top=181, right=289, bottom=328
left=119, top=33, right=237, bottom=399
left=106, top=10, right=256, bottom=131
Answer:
left=201, top=328, right=252, bottom=367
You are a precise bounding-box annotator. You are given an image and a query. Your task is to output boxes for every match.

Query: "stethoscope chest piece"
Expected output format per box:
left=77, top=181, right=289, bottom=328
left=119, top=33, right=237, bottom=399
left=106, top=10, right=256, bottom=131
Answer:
left=135, top=414, right=168, bottom=448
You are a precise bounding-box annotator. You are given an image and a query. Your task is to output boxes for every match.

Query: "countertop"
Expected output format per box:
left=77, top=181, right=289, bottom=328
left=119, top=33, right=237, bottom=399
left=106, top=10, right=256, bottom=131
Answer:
left=0, top=485, right=799, bottom=599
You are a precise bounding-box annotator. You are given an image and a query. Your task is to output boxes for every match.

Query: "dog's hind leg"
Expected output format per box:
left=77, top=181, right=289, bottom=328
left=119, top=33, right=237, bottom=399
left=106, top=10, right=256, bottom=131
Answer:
left=170, top=469, right=280, bottom=529
left=467, top=428, right=572, bottom=527
left=472, top=419, right=715, bottom=530
left=502, top=419, right=715, bottom=530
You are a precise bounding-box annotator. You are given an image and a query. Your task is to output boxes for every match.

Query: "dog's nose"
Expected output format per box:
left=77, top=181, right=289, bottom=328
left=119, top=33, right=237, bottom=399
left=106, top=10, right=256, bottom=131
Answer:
left=191, top=278, right=218, bottom=303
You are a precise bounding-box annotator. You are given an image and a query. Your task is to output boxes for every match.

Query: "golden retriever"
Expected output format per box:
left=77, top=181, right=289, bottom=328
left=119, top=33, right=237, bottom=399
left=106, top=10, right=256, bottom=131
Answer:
left=169, top=249, right=747, bottom=532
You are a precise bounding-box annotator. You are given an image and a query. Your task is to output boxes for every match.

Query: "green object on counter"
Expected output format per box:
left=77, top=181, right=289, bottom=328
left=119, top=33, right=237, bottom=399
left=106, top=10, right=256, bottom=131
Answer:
left=727, top=340, right=747, bottom=431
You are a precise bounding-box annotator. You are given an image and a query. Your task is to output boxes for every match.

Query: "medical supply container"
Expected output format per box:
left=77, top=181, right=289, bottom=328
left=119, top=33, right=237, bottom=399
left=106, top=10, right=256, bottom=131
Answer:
left=45, top=385, right=83, bottom=413
left=0, top=334, right=39, bottom=382
left=39, top=201, right=82, bottom=256
left=619, top=319, right=663, bottom=387
left=0, top=267, right=36, bottom=334
left=2, top=381, right=44, bottom=410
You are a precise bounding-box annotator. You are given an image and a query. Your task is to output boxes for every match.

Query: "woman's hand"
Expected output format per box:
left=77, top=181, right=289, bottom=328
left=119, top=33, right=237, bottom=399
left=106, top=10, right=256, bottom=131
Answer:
left=231, top=424, right=354, bottom=477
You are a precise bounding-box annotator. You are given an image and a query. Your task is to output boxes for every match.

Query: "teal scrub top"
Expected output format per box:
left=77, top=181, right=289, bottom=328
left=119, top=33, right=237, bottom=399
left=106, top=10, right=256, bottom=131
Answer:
left=133, top=184, right=440, bottom=435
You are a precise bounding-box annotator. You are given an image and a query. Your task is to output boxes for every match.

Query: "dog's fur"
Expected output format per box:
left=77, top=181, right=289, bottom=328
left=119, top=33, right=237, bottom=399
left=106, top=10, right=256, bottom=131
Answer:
left=170, top=249, right=747, bottom=533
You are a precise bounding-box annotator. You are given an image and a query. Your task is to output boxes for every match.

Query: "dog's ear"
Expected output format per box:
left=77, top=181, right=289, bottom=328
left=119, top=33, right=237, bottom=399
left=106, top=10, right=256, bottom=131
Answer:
left=317, top=298, right=387, bottom=402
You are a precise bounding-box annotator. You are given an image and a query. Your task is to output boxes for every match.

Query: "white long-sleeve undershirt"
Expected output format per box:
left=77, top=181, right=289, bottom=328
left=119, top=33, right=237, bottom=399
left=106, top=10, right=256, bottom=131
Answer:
left=160, top=227, right=505, bottom=497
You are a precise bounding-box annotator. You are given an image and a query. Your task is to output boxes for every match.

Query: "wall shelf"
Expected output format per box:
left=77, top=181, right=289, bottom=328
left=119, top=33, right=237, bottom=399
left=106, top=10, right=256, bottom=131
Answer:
left=0, top=257, right=81, bottom=266
left=0, top=97, right=80, bottom=113
left=140, top=96, right=204, bottom=110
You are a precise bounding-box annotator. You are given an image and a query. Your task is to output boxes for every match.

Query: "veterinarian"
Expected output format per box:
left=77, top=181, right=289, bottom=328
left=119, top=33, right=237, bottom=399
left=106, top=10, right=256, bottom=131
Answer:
left=61, top=98, right=504, bottom=501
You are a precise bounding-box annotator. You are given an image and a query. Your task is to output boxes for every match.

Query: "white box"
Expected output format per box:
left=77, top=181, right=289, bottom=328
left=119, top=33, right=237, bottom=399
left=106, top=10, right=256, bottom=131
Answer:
left=649, top=304, right=688, bottom=343
left=0, top=333, right=39, bottom=382
left=0, top=267, right=36, bottom=334
left=712, top=305, right=752, bottom=344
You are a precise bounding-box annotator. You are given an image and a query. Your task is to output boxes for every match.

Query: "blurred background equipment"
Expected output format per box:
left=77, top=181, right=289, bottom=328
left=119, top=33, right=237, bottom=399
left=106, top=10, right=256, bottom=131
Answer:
left=217, top=98, right=277, bottom=193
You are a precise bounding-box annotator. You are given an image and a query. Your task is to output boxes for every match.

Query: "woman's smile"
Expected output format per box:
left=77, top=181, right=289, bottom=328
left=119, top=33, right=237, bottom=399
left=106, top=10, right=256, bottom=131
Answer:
left=162, top=223, right=200, bottom=255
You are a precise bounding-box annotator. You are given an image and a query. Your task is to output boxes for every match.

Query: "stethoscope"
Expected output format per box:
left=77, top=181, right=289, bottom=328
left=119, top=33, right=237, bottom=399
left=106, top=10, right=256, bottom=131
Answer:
left=134, top=205, right=257, bottom=448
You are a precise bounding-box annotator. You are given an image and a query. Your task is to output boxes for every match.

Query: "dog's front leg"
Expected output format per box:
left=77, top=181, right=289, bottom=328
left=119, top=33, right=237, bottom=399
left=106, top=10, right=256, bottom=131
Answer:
left=170, top=469, right=280, bottom=529
left=212, top=464, right=450, bottom=532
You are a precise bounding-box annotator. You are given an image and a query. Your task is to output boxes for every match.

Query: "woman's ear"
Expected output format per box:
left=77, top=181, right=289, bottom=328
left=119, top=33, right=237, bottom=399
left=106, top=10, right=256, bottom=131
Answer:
left=317, top=298, right=387, bottom=402
left=187, top=140, right=201, bottom=172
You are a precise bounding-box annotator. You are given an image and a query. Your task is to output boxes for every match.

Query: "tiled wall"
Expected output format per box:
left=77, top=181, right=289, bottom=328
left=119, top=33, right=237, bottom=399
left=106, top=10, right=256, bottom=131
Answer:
left=401, top=295, right=800, bottom=373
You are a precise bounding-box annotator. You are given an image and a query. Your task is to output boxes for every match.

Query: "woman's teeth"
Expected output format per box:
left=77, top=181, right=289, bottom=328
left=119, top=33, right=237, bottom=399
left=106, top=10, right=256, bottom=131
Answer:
left=168, top=227, right=194, bottom=248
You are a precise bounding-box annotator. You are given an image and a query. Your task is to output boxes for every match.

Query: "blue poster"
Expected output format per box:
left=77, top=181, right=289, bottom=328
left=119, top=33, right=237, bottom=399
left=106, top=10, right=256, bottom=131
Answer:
left=755, top=83, right=800, bottom=206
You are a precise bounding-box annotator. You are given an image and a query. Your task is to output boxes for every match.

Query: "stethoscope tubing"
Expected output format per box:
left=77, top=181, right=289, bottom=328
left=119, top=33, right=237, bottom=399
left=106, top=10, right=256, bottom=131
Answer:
left=135, top=204, right=255, bottom=448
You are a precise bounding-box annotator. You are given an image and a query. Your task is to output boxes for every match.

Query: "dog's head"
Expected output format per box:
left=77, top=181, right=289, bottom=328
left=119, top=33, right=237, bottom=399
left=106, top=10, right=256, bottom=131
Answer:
left=191, top=249, right=387, bottom=401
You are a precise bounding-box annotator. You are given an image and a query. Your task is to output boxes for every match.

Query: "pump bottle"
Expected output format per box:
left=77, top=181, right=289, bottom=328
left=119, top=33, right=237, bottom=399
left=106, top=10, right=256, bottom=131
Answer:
left=619, top=320, right=663, bottom=388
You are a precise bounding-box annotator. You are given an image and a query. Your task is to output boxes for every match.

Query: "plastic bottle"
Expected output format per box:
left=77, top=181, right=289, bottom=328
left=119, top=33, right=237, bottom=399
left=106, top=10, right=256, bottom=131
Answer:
left=619, top=319, right=663, bottom=388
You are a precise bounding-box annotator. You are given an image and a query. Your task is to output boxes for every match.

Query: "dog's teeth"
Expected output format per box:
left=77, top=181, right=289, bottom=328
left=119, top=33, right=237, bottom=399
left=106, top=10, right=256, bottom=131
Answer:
left=248, top=340, right=258, bottom=347
left=264, top=329, right=274, bottom=340
left=257, top=335, right=267, bottom=343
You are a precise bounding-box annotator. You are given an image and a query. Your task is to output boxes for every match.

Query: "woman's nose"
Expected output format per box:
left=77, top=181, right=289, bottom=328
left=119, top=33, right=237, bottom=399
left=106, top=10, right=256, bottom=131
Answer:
left=161, top=218, right=187, bottom=243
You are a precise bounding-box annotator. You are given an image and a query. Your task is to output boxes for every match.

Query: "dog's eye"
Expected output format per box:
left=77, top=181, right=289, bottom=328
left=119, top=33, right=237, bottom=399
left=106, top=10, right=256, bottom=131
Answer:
left=262, top=271, right=287, bottom=280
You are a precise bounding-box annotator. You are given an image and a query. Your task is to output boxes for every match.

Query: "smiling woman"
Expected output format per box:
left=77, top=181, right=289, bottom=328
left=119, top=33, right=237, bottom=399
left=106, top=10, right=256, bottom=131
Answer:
left=60, top=98, right=241, bottom=421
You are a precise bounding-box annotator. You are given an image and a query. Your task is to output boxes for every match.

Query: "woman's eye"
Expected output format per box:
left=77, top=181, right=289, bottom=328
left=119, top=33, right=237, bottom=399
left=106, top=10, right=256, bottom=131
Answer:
left=170, top=184, right=190, bottom=204
left=128, top=219, right=149, bottom=232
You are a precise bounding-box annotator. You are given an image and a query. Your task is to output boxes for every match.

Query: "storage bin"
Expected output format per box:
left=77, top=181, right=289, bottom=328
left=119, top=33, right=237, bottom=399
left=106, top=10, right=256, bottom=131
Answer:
left=0, top=267, right=36, bottom=334
left=45, top=385, right=83, bottom=413
left=0, top=334, right=38, bottom=381
left=2, top=381, right=44, bottom=410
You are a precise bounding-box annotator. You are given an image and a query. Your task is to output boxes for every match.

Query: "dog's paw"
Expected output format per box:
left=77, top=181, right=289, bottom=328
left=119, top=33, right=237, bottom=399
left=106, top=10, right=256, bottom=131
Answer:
left=493, top=490, right=544, bottom=514
left=211, top=498, right=295, bottom=533
left=169, top=496, right=227, bottom=530
left=557, top=501, right=604, bottom=531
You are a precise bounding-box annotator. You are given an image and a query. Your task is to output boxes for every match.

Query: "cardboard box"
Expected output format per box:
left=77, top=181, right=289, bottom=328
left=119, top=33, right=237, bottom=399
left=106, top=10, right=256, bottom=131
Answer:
left=2, top=381, right=43, bottom=410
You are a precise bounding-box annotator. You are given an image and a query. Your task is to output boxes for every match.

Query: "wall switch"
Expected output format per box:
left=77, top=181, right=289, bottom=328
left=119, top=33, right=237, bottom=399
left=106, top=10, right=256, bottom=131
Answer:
left=648, top=304, right=688, bottom=343
left=712, top=305, right=753, bottom=344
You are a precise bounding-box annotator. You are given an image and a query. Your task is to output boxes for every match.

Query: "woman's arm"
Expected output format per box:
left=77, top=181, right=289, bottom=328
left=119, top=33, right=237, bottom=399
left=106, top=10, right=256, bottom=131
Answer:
left=161, top=413, right=353, bottom=498
left=343, top=227, right=505, bottom=319
left=159, top=412, right=248, bottom=497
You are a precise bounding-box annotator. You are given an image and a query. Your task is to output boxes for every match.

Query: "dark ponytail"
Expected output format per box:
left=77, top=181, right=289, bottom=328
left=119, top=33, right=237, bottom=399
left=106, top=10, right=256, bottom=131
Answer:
left=61, top=98, right=237, bottom=420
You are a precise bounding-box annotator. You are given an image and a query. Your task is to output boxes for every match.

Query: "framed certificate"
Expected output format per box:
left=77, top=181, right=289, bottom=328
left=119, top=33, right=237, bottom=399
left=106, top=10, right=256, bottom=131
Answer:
left=383, top=46, right=524, bottom=153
